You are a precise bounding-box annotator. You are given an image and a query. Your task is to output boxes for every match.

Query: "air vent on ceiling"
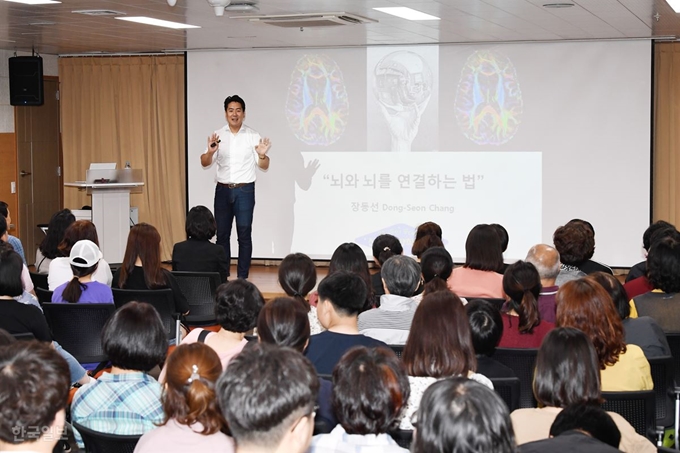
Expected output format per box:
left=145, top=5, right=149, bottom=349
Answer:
left=72, top=10, right=127, bottom=16
left=231, top=12, right=377, bottom=28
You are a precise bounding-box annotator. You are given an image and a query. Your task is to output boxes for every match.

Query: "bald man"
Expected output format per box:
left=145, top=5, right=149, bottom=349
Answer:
left=526, top=244, right=561, bottom=323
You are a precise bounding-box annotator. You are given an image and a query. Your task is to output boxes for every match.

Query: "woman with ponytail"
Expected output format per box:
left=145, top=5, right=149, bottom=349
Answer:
left=371, top=234, right=403, bottom=296
left=135, top=343, right=234, bottom=452
left=278, top=253, right=323, bottom=334
left=498, top=261, right=554, bottom=348
left=51, top=240, right=113, bottom=303
left=419, top=246, right=454, bottom=298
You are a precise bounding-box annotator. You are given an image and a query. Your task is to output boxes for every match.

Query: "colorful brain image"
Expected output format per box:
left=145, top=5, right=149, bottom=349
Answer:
left=285, top=54, right=349, bottom=146
left=454, top=50, right=523, bottom=145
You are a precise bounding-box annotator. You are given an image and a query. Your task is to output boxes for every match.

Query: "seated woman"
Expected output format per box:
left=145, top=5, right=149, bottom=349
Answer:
left=278, top=253, right=323, bottom=334
left=135, top=343, right=234, bottom=452
left=257, top=296, right=336, bottom=428
left=113, top=223, right=189, bottom=315
left=411, top=221, right=444, bottom=261
left=447, top=224, right=505, bottom=298
left=51, top=240, right=113, bottom=303
left=308, top=346, right=409, bottom=453
left=411, top=377, right=516, bottom=453
left=399, top=291, right=492, bottom=430
left=510, top=327, right=655, bottom=453
left=48, top=220, right=113, bottom=290
left=556, top=278, right=653, bottom=391
left=418, top=246, right=454, bottom=299
left=466, top=299, right=516, bottom=378
left=499, top=261, right=554, bottom=348
left=172, top=206, right=229, bottom=283
left=71, top=302, right=166, bottom=447
left=35, top=209, right=75, bottom=274
left=371, top=234, right=403, bottom=297
left=591, top=271, right=670, bottom=358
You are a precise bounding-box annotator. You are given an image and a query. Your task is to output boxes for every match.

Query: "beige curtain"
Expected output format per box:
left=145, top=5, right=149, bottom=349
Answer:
left=654, top=43, right=680, bottom=223
left=59, top=55, right=185, bottom=260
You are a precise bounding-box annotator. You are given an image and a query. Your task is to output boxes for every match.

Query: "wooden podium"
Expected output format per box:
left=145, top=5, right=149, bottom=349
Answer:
left=65, top=168, right=143, bottom=264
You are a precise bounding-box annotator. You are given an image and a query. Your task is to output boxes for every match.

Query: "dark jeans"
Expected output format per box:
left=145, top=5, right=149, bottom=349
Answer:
left=214, top=182, right=255, bottom=279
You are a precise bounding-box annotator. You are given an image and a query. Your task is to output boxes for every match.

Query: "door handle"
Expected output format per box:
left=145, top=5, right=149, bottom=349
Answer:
left=20, top=170, right=31, bottom=177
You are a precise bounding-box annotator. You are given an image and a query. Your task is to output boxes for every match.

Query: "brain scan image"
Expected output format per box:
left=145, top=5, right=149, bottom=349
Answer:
left=454, top=50, right=523, bottom=145
left=373, top=51, right=433, bottom=152
left=285, top=54, right=349, bottom=146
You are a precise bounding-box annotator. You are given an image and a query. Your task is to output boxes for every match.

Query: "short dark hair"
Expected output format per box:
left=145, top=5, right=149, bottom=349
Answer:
left=647, top=237, right=680, bottom=293
left=466, top=299, right=504, bottom=356
left=102, top=302, right=167, bottom=371
left=589, top=272, right=630, bottom=320
left=0, top=246, right=24, bottom=298
left=420, top=246, right=454, bottom=295
left=372, top=234, right=403, bottom=265
left=0, top=215, right=6, bottom=238
left=550, top=403, right=621, bottom=448
left=224, top=95, right=245, bottom=111
left=464, top=224, right=504, bottom=272
left=533, top=327, right=603, bottom=408
left=317, top=271, right=367, bottom=317
left=217, top=343, right=318, bottom=449
left=491, top=223, right=509, bottom=252
left=39, top=209, right=76, bottom=260
left=278, top=253, right=316, bottom=305
left=215, top=279, right=264, bottom=333
left=553, top=223, right=595, bottom=265
left=411, top=377, right=516, bottom=453
left=412, top=222, right=443, bottom=259
left=332, top=346, right=409, bottom=434
left=185, top=206, right=217, bottom=241
left=503, top=261, right=542, bottom=334
left=257, top=297, right=310, bottom=353
left=0, top=341, right=70, bottom=444
left=328, top=242, right=374, bottom=312
left=643, top=220, right=676, bottom=251
left=380, top=255, right=421, bottom=297
left=0, top=201, right=7, bottom=218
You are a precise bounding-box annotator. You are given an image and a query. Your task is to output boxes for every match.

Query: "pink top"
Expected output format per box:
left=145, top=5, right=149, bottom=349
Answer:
left=498, top=313, right=555, bottom=349
left=134, top=419, right=234, bottom=453
left=447, top=267, right=505, bottom=299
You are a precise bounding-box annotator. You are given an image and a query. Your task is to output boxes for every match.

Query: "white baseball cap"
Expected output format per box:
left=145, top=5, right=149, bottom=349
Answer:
left=69, top=240, right=102, bottom=268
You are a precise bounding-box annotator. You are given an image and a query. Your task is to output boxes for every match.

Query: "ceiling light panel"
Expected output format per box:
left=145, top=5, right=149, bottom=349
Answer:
left=4, top=0, right=61, bottom=4
left=372, top=7, right=440, bottom=21
left=115, top=17, right=201, bottom=29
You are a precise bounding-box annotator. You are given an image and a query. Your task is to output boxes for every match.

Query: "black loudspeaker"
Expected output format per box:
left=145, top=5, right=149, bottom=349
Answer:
left=9, top=56, right=44, bottom=106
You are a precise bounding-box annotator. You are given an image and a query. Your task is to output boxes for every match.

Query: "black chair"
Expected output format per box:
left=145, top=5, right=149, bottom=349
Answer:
left=601, top=390, right=657, bottom=442
left=171, top=271, right=221, bottom=326
left=72, top=421, right=141, bottom=453
left=389, top=344, right=404, bottom=359
left=29, top=271, right=48, bottom=291
left=665, top=333, right=680, bottom=386
left=112, top=288, right=179, bottom=341
left=648, top=355, right=675, bottom=428
left=11, top=332, right=35, bottom=341
left=35, top=287, right=53, bottom=304
left=389, top=429, right=413, bottom=449
left=42, top=303, right=116, bottom=363
left=490, top=377, right=521, bottom=412
left=492, top=348, right=539, bottom=408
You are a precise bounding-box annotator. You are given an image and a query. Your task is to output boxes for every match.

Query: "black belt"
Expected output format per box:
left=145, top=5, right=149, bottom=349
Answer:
left=217, top=182, right=249, bottom=188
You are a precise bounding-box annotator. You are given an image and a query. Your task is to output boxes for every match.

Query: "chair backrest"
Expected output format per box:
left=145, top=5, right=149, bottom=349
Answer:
left=601, top=390, right=657, bottom=442
left=171, top=271, right=220, bottom=324
left=29, top=271, right=48, bottom=291
left=468, top=297, right=506, bottom=311
left=42, top=303, right=116, bottom=363
left=389, top=344, right=404, bottom=359
left=648, top=355, right=674, bottom=427
left=492, top=348, right=539, bottom=408
left=112, top=288, right=177, bottom=341
left=35, top=287, right=53, bottom=304
left=665, top=333, right=680, bottom=386
left=389, top=429, right=413, bottom=449
left=490, top=377, right=521, bottom=412
left=11, top=332, right=36, bottom=341
left=72, top=421, right=141, bottom=453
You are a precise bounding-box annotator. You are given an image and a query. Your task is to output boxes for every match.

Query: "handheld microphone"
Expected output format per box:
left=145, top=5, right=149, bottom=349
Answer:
left=210, top=139, right=221, bottom=148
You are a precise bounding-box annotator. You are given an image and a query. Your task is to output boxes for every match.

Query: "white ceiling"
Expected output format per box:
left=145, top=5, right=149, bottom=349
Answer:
left=0, top=0, right=678, bottom=55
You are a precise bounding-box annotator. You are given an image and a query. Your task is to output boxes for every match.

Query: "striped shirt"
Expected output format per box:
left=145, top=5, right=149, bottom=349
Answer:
left=71, top=372, right=163, bottom=447
left=357, top=294, right=418, bottom=345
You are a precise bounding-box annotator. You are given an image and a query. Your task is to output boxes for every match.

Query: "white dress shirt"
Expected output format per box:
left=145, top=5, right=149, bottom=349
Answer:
left=202, top=124, right=262, bottom=184
left=48, top=257, right=113, bottom=290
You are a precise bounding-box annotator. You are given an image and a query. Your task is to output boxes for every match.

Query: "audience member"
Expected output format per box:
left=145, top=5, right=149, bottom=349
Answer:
left=399, top=291, right=492, bottom=430
left=466, top=299, right=516, bottom=378
left=256, top=296, right=336, bottom=428
left=309, top=346, right=409, bottom=452
left=411, top=221, right=443, bottom=260
left=0, top=217, right=34, bottom=295
left=625, top=226, right=679, bottom=299
left=172, top=205, right=229, bottom=282
left=51, top=240, right=113, bottom=303
left=510, top=327, right=654, bottom=452
left=626, top=220, right=675, bottom=282
left=35, top=209, right=75, bottom=273
left=278, top=252, right=323, bottom=334
left=358, top=255, right=420, bottom=344
left=217, top=343, right=319, bottom=453
left=491, top=223, right=510, bottom=273
left=419, top=246, right=454, bottom=297
left=48, top=220, right=113, bottom=290
left=0, top=201, right=26, bottom=265
left=448, top=224, right=505, bottom=298
left=565, top=219, right=613, bottom=274
left=557, top=278, right=653, bottom=391
left=525, top=244, right=560, bottom=323
left=71, top=302, right=167, bottom=447
left=135, top=343, right=234, bottom=453
left=552, top=223, right=590, bottom=285
left=499, top=261, right=554, bottom=348
left=630, top=235, right=680, bottom=332
left=371, top=234, right=403, bottom=296
left=305, top=271, right=387, bottom=375
left=0, top=341, right=70, bottom=453
left=411, top=377, right=517, bottom=453
left=591, top=272, right=670, bottom=358
left=0, top=241, right=38, bottom=308
left=113, top=223, right=189, bottom=315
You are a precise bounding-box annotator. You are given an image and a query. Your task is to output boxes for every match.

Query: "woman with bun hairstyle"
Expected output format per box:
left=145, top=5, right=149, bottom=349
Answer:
left=371, top=234, right=403, bottom=296
left=135, top=343, right=234, bottom=452
left=411, top=222, right=443, bottom=260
